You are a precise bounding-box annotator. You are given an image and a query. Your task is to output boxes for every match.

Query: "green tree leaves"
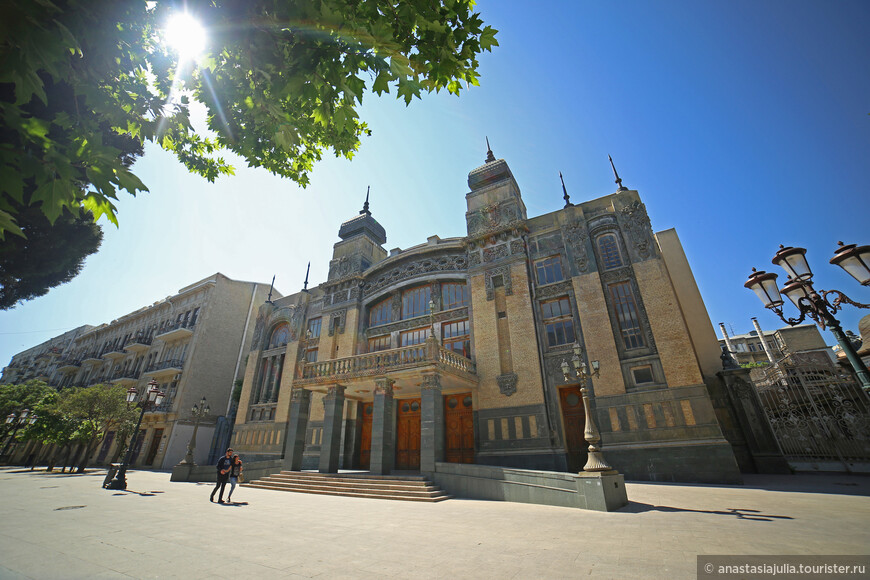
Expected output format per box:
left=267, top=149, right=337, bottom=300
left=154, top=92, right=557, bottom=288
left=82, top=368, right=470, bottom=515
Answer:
left=0, top=0, right=497, bottom=240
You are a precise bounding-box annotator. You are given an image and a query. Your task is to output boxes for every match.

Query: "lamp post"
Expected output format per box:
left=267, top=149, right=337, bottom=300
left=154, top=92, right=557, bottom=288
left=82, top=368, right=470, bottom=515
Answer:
left=180, top=396, right=210, bottom=465
left=560, top=343, right=611, bottom=472
left=745, top=242, right=870, bottom=392
left=1, top=409, right=37, bottom=462
left=106, top=379, right=165, bottom=490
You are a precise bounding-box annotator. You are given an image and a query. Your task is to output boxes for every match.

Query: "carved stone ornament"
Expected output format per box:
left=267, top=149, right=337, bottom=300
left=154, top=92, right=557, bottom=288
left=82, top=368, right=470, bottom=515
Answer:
left=484, top=265, right=513, bottom=301
left=362, top=253, right=468, bottom=297
left=289, top=303, right=306, bottom=342
left=510, top=239, right=525, bottom=255
left=365, top=307, right=468, bottom=337
left=536, top=280, right=573, bottom=300
left=731, top=377, right=754, bottom=400
left=468, top=251, right=482, bottom=267
left=619, top=200, right=654, bottom=260
left=327, top=309, right=347, bottom=336
left=251, top=311, right=267, bottom=351
left=483, top=244, right=509, bottom=263
left=374, top=377, right=395, bottom=395
left=421, top=373, right=442, bottom=391
left=467, top=202, right=518, bottom=237
left=324, top=385, right=346, bottom=400
left=497, top=373, right=518, bottom=396
left=563, top=220, right=589, bottom=274
left=291, top=388, right=310, bottom=402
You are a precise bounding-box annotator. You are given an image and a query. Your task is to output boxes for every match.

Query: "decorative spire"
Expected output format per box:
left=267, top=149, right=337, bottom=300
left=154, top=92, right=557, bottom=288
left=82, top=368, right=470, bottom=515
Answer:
left=560, top=172, right=573, bottom=208
left=266, top=274, right=275, bottom=303
left=485, top=136, right=495, bottom=163
left=359, top=185, right=371, bottom=215
left=608, top=155, right=628, bottom=191
left=302, top=262, right=310, bottom=292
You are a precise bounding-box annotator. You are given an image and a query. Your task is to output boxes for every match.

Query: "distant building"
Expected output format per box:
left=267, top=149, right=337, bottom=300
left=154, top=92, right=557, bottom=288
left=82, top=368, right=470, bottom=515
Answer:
left=718, top=320, right=834, bottom=367
left=230, top=149, right=745, bottom=483
left=2, top=273, right=275, bottom=469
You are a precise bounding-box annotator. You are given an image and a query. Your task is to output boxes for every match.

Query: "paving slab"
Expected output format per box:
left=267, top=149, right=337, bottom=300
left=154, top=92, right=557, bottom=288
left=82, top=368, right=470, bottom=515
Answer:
left=1, top=467, right=868, bottom=579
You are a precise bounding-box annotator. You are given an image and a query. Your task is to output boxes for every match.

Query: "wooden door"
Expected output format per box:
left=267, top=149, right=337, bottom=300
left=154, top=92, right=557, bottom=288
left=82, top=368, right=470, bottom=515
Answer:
left=559, top=386, right=586, bottom=472
left=395, top=398, right=421, bottom=470
left=445, top=393, right=475, bottom=463
left=145, top=428, right=163, bottom=466
left=359, top=402, right=373, bottom=469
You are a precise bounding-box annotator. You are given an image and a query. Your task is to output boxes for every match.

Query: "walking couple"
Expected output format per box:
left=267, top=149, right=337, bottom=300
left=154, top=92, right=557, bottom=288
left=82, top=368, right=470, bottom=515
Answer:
left=210, top=448, right=243, bottom=504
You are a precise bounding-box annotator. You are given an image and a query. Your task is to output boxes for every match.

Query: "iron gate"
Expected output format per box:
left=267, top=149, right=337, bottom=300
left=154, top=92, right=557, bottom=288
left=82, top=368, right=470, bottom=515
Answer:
left=753, top=361, right=870, bottom=469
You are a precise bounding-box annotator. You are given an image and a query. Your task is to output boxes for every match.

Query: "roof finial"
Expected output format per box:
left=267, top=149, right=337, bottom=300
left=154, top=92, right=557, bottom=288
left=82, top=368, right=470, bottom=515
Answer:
left=485, top=136, right=495, bottom=163
left=266, top=275, right=275, bottom=303
left=560, top=172, right=573, bottom=208
left=360, top=185, right=371, bottom=215
left=302, top=262, right=310, bottom=292
left=608, top=155, right=628, bottom=191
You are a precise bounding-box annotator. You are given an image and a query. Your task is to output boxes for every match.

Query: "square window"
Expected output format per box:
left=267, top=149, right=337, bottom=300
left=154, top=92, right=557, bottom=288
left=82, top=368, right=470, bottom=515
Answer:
left=632, top=366, right=654, bottom=385
left=535, top=256, right=564, bottom=285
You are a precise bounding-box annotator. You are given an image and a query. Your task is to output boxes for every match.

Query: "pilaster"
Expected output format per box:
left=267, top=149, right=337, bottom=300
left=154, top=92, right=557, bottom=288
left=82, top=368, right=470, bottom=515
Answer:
left=282, top=388, right=311, bottom=471
left=319, top=385, right=346, bottom=473
left=370, top=377, right=395, bottom=475
left=420, top=373, right=445, bottom=473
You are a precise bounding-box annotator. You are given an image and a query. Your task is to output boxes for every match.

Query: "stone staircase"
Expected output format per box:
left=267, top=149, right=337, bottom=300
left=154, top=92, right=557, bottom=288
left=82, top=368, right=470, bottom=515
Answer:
left=241, top=471, right=451, bottom=502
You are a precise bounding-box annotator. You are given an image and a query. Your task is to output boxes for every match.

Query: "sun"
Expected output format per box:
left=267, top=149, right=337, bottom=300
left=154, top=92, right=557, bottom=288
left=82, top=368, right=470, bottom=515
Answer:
left=164, top=12, right=206, bottom=61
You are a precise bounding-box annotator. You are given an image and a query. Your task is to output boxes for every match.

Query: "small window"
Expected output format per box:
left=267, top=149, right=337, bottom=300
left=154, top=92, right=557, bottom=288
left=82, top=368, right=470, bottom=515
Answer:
left=369, top=297, right=392, bottom=327
left=400, top=328, right=428, bottom=347
left=442, top=319, right=470, bottom=358
left=442, top=282, right=469, bottom=309
left=632, top=366, right=655, bottom=385
left=535, top=256, right=564, bottom=285
left=597, top=234, right=623, bottom=270
left=368, top=336, right=390, bottom=352
left=541, top=297, right=575, bottom=347
left=402, top=285, right=431, bottom=319
left=307, top=317, right=321, bottom=339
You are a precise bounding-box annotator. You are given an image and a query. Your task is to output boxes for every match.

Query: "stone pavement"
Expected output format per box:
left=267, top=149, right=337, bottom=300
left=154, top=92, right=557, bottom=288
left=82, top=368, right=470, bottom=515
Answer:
left=1, top=466, right=868, bottom=579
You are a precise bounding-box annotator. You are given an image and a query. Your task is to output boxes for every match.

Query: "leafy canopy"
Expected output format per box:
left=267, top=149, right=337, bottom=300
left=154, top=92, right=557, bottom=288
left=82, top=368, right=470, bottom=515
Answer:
left=0, top=0, right=498, bottom=238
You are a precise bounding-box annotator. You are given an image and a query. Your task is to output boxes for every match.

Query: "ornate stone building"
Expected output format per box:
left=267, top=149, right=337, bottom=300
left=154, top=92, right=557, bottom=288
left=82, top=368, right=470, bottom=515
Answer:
left=232, top=149, right=743, bottom=483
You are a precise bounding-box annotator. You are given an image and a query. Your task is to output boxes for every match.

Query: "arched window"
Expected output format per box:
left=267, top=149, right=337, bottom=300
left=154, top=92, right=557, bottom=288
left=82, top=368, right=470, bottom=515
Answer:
left=597, top=234, right=623, bottom=270
left=369, top=297, right=392, bottom=327
left=269, top=323, right=291, bottom=348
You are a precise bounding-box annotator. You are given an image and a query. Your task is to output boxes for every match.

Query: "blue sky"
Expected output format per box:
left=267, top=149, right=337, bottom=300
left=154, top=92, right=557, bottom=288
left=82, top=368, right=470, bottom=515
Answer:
left=2, top=0, right=869, bottom=365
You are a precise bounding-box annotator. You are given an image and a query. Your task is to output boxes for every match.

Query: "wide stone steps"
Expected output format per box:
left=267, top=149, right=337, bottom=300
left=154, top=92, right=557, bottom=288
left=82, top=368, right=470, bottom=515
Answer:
left=241, top=471, right=451, bottom=502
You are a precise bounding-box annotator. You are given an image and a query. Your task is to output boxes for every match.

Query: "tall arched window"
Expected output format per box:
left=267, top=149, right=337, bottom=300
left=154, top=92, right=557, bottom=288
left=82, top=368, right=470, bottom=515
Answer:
left=597, top=234, right=623, bottom=270
left=269, top=323, right=291, bottom=348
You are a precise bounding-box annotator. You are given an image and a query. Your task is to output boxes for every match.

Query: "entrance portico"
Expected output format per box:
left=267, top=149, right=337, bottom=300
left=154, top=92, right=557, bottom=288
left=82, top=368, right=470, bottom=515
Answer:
left=283, top=336, right=478, bottom=474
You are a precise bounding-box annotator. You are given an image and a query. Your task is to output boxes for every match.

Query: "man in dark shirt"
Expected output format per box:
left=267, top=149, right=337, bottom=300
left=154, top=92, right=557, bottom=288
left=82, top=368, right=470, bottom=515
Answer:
left=210, top=448, right=233, bottom=503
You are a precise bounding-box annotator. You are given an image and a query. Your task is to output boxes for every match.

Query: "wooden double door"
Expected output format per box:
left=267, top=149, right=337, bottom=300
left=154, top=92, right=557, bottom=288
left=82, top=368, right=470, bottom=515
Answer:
left=559, top=386, right=587, bottom=472
left=357, top=393, right=475, bottom=471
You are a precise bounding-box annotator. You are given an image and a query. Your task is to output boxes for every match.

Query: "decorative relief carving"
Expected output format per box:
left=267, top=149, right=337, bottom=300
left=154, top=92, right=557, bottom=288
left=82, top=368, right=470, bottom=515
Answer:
left=327, top=309, right=347, bottom=336
left=483, top=244, right=509, bottom=263
left=619, top=200, right=654, bottom=260
left=252, top=311, right=267, bottom=351
left=468, top=251, right=481, bottom=267
left=291, top=388, right=310, bottom=402
left=362, top=253, right=468, bottom=297
left=421, top=373, right=442, bottom=391
left=730, top=377, right=754, bottom=400
left=365, top=307, right=469, bottom=337
left=374, top=377, right=395, bottom=395
left=467, top=202, right=519, bottom=237
left=563, top=220, right=589, bottom=274
left=484, top=265, right=513, bottom=301
left=289, top=303, right=306, bottom=342
left=510, top=239, right=525, bottom=255
left=497, top=373, right=518, bottom=396
left=536, top=280, right=573, bottom=300
left=324, top=385, right=345, bottom=400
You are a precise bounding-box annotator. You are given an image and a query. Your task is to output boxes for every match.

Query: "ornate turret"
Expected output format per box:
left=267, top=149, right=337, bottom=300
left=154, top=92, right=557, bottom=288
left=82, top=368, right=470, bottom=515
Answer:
left=465, top=141, right=528, bottom=244
left=329, top=187, right=388, bottom=281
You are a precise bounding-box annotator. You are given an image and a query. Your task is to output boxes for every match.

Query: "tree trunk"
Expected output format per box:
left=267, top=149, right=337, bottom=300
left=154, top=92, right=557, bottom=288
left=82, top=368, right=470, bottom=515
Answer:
left=76, top=438, right=99, bottom=473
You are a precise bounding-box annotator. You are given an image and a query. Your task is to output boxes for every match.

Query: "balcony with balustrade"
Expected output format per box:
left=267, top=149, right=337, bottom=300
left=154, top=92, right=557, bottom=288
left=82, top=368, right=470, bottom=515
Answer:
left=102, top=346, right=127, bottom=361
left=56, top=359, right=82, bottom=373
left=124, top=335, right=153, bottom=353
left=294, top=337, right=477, bottom=397
left=81, top=352, right=103, bottom=365
left=143, top=359, right=184, bottom=380
left=110, top=369, right=141, bottom=386
left=155, top=321, right=195, bottom=342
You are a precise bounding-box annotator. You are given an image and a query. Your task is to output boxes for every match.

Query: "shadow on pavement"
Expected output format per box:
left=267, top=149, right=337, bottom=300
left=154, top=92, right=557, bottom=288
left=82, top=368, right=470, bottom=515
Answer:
left=626, top=473, right=870, bottom=497
left=619, top=502, right=794, bottom=521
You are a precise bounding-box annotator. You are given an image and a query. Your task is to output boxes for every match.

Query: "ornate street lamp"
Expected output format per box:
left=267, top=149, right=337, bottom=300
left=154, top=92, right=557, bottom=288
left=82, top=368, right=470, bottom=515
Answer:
left=560, top=343, right=610, bottom=472
left=179, top=396, right=210, bottom=465
left=106, top=379, right=165, bottom=490
left=745, top=242, right=870, bottom=392
left=1, top=409, right=37, bottom=462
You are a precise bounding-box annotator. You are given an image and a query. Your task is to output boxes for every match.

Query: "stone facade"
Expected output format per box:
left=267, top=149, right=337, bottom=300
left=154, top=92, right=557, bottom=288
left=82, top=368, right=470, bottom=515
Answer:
left=2, top=273, right=273, bottom=469
left=231, top=151, right=744, bottom=483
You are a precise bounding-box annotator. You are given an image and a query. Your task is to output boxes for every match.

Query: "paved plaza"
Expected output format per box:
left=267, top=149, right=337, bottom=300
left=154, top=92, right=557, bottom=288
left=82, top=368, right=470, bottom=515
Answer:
left=1, top=466, right=868, bottom=579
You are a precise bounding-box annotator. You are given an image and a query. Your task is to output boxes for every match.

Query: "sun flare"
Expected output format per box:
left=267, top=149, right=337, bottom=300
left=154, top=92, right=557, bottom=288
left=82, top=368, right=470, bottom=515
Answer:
left=164, top=12, right=206, bottom=60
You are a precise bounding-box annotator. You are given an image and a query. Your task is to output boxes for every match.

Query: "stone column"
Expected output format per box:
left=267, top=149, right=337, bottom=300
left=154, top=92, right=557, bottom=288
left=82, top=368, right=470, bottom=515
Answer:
left=717, top=367, right=791, bottom=474
left=282, top=388, right=311, bottom=471
left=719, top=323, right=735, bottom=354
left=751, top=317, right=777, bottom=364
left=370, top=377, right=395, bottom=475
left=319, top=385, right=346, bottom=473
left=420, top=372, right=444, bottom=473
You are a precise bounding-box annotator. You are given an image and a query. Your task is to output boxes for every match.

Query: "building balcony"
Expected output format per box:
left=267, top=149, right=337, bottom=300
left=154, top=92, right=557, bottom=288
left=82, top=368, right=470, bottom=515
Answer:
left=85, top=376, right=110, bottom=386
left=56, top=359, right=82, bottom=372
left=81, top=352, right=103, bottom=365
left=295, top=339, right=478, bottom=397
left=111, top=370, right=141, bottom=385
left=155, top=321, right=195, bottom=342
left=102, top=348, right=127, bottom=361
left=124, top=336, right=153, bottom=353
left=143, top=359, right=184, bottom=379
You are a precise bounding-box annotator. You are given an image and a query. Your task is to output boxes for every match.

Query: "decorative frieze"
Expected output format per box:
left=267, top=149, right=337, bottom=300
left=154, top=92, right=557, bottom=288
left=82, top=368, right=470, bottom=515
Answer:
left=362, top=253, right=468, bottom=297
left=374, top=377, right=395, bottom=395
left=421, top=373, right=442, bottom=391
left=536, top=280, right=573, bottom=300
left=483, top=244, right=509, bottom=263
left=365, top=307, right=469, bottom=337
left=326, top=309, right=347, bottom=336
